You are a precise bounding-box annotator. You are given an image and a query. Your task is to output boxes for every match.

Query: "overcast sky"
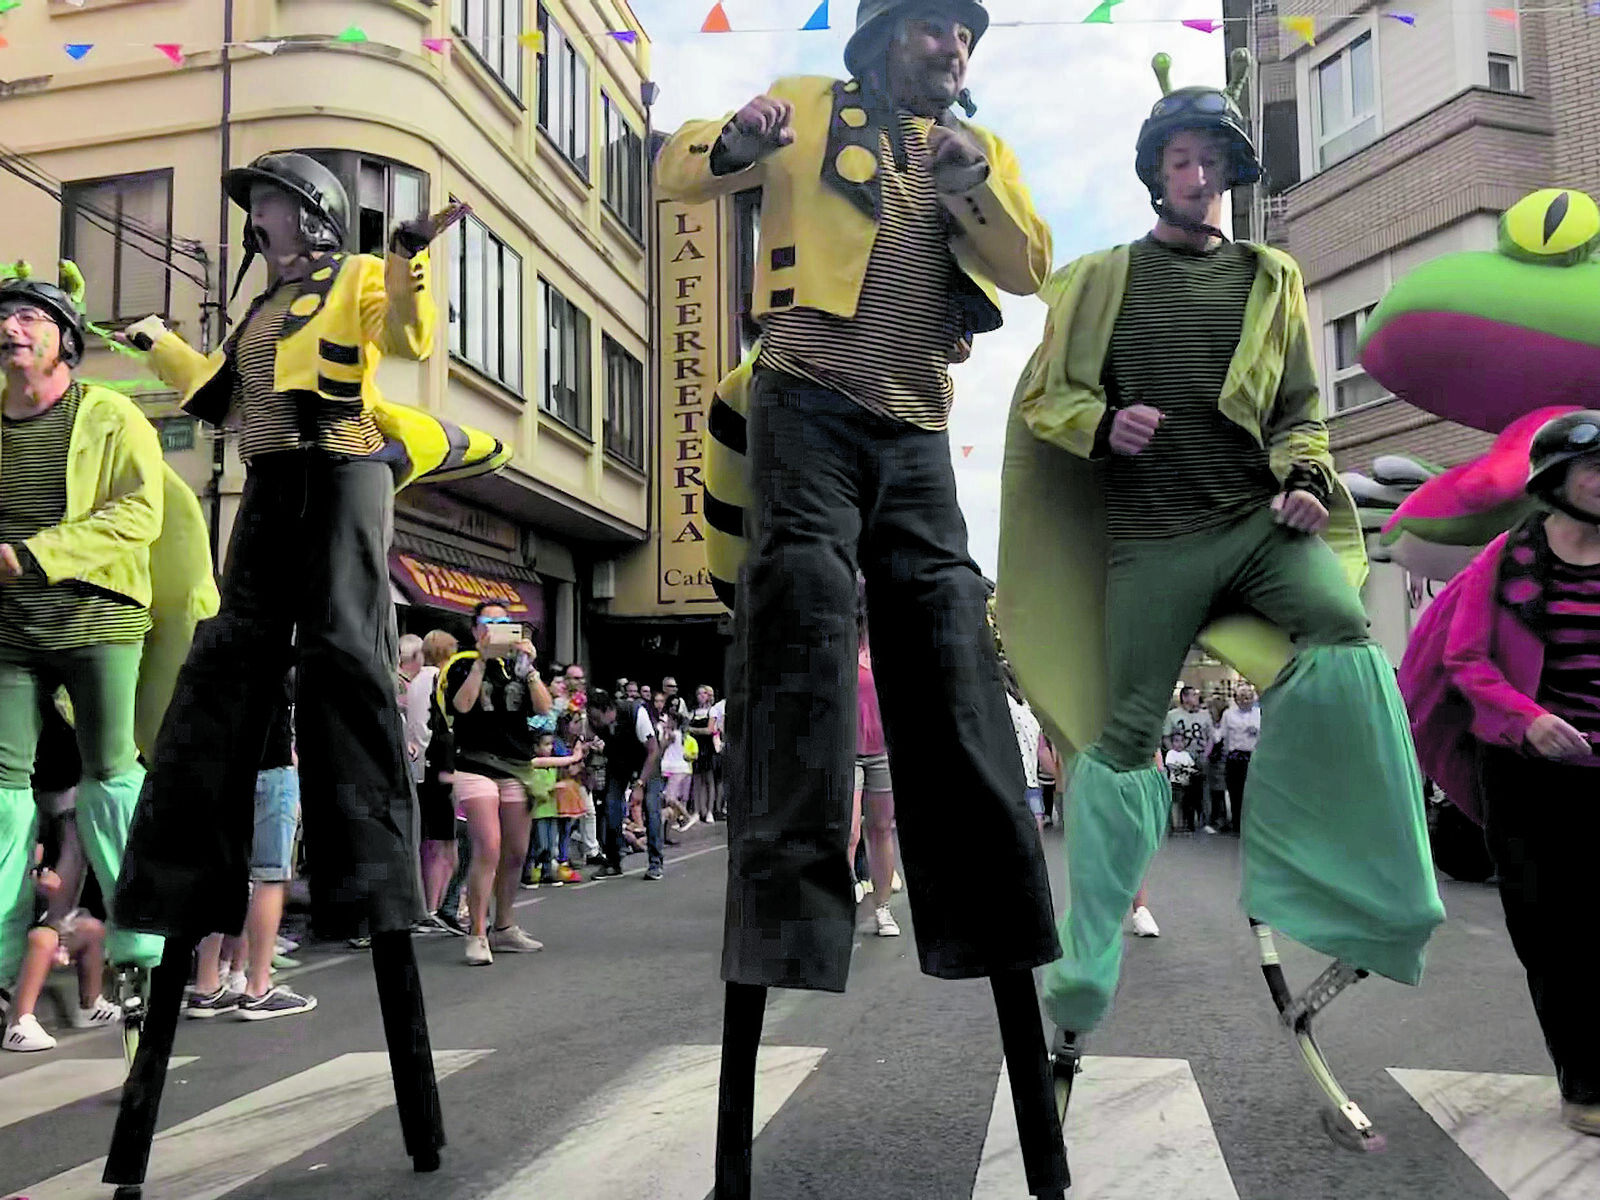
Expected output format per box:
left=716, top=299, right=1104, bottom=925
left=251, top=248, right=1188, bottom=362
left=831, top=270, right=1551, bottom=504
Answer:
left=629, top=0, right=1228, bottom=576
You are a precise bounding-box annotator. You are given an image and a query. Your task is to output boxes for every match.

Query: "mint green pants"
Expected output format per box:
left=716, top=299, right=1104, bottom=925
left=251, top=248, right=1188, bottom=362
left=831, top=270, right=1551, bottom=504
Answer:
left=1042, top=509, right=1445, bottom=1034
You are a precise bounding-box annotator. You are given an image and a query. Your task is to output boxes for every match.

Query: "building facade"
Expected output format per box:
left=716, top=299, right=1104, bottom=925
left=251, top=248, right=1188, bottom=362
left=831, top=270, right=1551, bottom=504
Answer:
left=0, top=0, right=657, bottom=669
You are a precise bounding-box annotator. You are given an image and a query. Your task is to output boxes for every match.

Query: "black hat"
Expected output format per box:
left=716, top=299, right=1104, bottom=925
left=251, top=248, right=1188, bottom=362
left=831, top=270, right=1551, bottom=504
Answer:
left=843, top=0, right=990, bottom=80
left=1135, top=50, right=1261, bottom=202
left=0, top=270, right=88, bottom=367
left=222, top=151, right=350, bottom=243
left=1528, top=411, right=1600, bottom=516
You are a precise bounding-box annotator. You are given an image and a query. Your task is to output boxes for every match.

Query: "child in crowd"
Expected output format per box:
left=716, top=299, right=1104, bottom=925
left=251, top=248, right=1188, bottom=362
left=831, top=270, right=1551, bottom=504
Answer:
left=524, top=732, right=585, bottom=887
left=660, top=710, right=696, bottom=832
left=1163, top=730, right=1199, bottom=834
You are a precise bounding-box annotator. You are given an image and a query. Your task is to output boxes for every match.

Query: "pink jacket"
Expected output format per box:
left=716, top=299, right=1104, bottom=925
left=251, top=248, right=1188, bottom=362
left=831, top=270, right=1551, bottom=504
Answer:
left=1399, top=531, right=1548, bottom=825
left=857, top=661, right=886, bottom=758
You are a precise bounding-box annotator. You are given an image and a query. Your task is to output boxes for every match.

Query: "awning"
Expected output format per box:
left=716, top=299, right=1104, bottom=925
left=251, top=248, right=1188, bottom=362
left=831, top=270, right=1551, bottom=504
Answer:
left=389, top=531, right=543, bottom=619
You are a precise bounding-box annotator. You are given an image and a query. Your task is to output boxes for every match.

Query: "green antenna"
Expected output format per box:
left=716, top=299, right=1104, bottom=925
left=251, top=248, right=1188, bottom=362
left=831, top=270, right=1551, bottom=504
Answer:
left=59, top=260, right=87, bottom=310
left=1152, top=52, right=1173, bottom=97
left=1225, top=47, right=1253, bottom=106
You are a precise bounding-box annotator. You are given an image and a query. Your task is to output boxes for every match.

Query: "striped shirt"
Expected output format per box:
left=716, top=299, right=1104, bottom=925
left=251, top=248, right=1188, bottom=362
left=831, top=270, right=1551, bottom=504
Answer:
left=1534, top=533, right=1600, bottom=753
left=233, top=283, right=383, bottom=462
left=760, top=112, right=958, bottom=431
left=1104, top=236, right=1281, bottom=540
left=0, top=383, right=151, bottom=650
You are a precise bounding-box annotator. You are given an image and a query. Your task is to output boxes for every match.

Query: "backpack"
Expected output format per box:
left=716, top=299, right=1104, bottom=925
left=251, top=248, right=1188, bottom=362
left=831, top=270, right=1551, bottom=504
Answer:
left=682, top=733, right=700, bottom=763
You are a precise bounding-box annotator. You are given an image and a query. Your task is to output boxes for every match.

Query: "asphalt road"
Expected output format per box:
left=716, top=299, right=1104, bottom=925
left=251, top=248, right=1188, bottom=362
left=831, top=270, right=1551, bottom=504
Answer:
left=1, top=820, right=1590, bottom=1200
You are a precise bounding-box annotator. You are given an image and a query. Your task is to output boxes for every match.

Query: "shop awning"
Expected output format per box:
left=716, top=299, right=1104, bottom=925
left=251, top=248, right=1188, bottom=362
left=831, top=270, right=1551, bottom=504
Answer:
left=389, top=531, right=543, bottom=618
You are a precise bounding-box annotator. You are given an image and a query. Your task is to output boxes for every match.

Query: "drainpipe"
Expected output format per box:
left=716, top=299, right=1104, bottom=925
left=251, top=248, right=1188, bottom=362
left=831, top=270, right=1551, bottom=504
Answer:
left=209, top=0, right=235, bottom=567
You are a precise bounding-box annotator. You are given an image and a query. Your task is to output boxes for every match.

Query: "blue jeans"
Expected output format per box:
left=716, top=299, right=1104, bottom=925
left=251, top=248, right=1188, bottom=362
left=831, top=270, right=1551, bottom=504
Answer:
left=441, top=817, right=470, bottom=917
left=250, top=766, right=301, bottom=882
left=601, top=776, right=665, bottom=871
left=643, top=778, right=665, bottom=871
left=533, top=816, right=561, bottom=869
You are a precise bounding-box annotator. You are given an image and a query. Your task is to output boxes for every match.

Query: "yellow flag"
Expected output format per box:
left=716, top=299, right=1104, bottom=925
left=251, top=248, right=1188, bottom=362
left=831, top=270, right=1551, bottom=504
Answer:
left=519, top=31, right=545, bottom=52
left=1281, top=14, right=1315, bottom=46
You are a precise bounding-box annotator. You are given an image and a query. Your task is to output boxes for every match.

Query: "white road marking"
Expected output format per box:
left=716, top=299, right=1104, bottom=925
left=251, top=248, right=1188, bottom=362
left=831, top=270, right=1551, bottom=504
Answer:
left=480, top=1043, right=826, bottom=1200
left=0, top=1057, right=198, bottom=1131
left=972, top=1057, right=1240, bottom=1200
left=1389, top=1068, right=1600, bottom=1199
left=16, top=1050, right=491, bottom=1200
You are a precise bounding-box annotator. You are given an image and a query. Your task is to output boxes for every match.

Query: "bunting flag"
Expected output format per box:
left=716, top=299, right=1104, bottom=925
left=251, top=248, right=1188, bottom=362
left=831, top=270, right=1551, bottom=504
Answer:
left=1182, top=17, right=1221, bottom=32
left=0, top=0, right=20, bottom=14
left=607, top=29, right=638, bottom=43
left=1488, top=6, right=1517, bottom=20
left=0, top=36, right=8, bottom=50
left=702, top=2, right=732, bottom=33
left=961, top=446, right=975, bottom=459
left=243, top=40, right=283, bottom=54
left=1281, top=14, right=1315, bottom=45
left=154, top=43, right=183, bottom=64
left=64, top=42, right=93, bottom=60
left=518, top=30, right=545, bottom=51
left=422, top=37, right=451, bottom=53
left=336, top=25, right=368, bottom=43
left=1384, top=11, right=1417, bottom=24
left=802, top=0, right=830, bottom=30
left=1084, top=0, right=1122, bottom=23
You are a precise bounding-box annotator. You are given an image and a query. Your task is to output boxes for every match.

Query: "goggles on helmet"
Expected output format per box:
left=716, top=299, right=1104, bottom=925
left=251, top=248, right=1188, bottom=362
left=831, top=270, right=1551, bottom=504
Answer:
left=1149, top=91, right=1231, bottom=121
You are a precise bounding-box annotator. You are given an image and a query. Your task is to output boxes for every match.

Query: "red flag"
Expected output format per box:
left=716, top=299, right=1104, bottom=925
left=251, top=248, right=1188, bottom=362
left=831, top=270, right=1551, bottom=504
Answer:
left=961, top=446, right=975, bottom=459
left=155, top=43, right=183, bottom=65
left=1488, top=6, right=1516, bottom=20
left=702, top=2, right=731, bottom=32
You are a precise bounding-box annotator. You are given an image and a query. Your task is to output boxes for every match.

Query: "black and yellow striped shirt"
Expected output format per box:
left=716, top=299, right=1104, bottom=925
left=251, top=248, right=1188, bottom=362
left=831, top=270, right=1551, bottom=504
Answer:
left=1103, top=236, right=1280, bottom=540
left=233, top=283, right=383, bottom=462
left=0, top=383, right=151, bottom=650
left=760, top=112, right=958, bottom=431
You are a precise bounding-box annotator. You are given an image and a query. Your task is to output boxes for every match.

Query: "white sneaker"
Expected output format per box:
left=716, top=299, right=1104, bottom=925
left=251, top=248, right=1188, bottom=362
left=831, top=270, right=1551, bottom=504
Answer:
left=874, top=905, right=901, bottom=937
left=488, top=925, right=544, bottom=954
left=891, top=870, right=904, bottom=894
left=683, top=814, right=700, bottom=829
left=4, top=1014, right=57, bottom=1052
left=465, top=936, right=494, bottom=966
left=853, top=880, right=867, bottom=904
left=70, top=996, right=122, bottom=1029
left=1131, top=906, right=1161, bottom=938
left=226, top=969, right=249, bottom=994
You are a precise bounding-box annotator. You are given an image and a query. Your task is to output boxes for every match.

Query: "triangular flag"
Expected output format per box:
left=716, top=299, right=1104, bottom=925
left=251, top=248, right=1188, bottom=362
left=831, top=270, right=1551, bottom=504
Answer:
left=154, top=43, right=183, bottom=65
left=0, top=35, right=8, bottom=49
left=702, top=2, right=731, bottom=33
left=1588, top=0, right=1600, bottom=14
left=1280, top=15, right=1315, bottom=45
left=802, top=0, right=829, bottom=31
left=1083, top=0, right=1121, bottom=23
left=1182, top=17, right=1220, bottom=33
left=422, top=37, right=451, bottom=53
left=1383, top=12, right=1417, bottom=24
left=607, top=30, right=638, bottom=44
left=243, top=40, right=282, bottom=55
left=64, top=43, right=94, bottom=61
left=518, top=30, right=545, bottom=51
left=336, top=25, right=368, bottom=42
left=1487, top=7, right=1516, bottom=21
left=961, top=446, right=975, bottom=459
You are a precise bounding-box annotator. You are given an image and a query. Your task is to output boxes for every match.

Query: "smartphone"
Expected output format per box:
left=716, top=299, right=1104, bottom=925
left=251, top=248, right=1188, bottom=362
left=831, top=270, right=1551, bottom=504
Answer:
left=484, top=622, right=522, bottom=654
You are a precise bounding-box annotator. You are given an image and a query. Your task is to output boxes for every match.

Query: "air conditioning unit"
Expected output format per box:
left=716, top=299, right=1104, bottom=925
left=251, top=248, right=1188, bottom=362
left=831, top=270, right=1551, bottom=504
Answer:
left=592, top=560, right=617, bottom=600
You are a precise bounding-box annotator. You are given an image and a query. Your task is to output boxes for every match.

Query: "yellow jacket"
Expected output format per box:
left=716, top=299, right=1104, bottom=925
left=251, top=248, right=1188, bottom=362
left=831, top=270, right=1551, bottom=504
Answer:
left=657, top=75, right=1052, bottom=336
left=998, top=243, right=1367, bottom=760
left=1, top=382, right=165, bottom=609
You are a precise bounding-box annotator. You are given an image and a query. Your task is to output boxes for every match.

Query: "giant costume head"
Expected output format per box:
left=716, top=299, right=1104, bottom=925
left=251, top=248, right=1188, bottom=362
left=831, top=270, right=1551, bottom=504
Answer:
left=1134, top=50, right=1261, bottom=235
left=844, top=0, right=989, bottom=115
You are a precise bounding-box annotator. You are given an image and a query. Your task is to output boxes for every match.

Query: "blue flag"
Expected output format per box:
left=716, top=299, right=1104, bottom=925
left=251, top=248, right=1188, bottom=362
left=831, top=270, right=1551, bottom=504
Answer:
left=802, top=0, right=829, bottom=31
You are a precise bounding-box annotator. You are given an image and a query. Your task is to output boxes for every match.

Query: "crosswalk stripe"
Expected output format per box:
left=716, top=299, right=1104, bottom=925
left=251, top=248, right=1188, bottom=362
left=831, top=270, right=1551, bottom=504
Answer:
left=972, top=1057, right=1240, bottom=1200
left=1388, top=1068, right=1600, bottom=1199
left=480, top=1043, right=827, bottom=1200
left=0, top=1057, right=199, bottom=1132
left=16, top=1049, right=492, bottom=1200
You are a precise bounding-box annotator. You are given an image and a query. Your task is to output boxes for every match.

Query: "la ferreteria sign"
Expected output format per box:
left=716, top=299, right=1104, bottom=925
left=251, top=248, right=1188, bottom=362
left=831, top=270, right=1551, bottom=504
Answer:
left=656, top=198, right=725, bottom=607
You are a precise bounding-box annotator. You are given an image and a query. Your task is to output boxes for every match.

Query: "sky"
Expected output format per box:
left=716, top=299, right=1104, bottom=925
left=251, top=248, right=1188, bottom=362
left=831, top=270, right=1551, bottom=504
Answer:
left=628, top=0, right=1229, bottom=577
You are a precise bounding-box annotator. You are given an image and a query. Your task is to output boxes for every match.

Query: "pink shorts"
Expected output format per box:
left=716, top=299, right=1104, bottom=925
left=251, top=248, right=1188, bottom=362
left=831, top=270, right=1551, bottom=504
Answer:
left=453, top=772, right=527, bottom=817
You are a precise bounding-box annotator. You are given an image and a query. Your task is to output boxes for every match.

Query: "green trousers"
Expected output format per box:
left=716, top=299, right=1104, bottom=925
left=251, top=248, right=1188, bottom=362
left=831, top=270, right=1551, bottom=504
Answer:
left=1042, top=509, right=1444, bottom=1034
left=0, top=641, right=163, bottom=978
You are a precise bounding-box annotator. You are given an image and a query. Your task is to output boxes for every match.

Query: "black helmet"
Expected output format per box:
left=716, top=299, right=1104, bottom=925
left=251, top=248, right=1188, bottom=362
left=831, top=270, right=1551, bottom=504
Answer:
left=223, top=151, right=350, bottom=245
left=0, top=271, right=87, bottom=367
left=1528, top=411, right=1600, bottom=516
left=843, top=0, right=989, bottom=81
left=1135, top=50, right=1261, bottom=203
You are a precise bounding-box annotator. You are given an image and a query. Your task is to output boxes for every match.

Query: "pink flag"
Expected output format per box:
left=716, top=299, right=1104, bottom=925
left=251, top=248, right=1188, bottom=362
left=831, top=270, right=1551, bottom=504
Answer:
left=1182, top=17, right=1221, bottom=33
left=155, top=43, right=184, bottom=65
left=961, top=446, right=975, bottom=459
left=422, top=37, right=451, bottom=54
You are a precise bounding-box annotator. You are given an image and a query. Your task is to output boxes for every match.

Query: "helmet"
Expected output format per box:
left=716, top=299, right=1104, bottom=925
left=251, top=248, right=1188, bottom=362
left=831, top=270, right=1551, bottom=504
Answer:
left=1135, top=50, right=1261, bottom=202
left=222, top=151, right=350, bottom=245
left=1527, top=410, right=1600, bottom=512
left=843, top=0, right=990, bottom=81
left=0, top=272, right=87, bottom=367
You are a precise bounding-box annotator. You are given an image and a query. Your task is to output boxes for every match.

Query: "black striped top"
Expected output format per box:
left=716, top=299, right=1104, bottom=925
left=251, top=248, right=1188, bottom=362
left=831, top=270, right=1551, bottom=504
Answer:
left=1103, top=236, right=1280, bottom=540
left=1535, top=538, right=1600, bottom=752
left=233, top=284, right=382, bottom=462
left=0, top=383, right=151, bottom=650
left=759, top=112, right=958, bottom=431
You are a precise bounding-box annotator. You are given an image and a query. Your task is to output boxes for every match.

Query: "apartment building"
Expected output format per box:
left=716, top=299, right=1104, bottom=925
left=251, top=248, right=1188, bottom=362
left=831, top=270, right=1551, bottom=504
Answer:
left=0, top=0, right=657, bottom=667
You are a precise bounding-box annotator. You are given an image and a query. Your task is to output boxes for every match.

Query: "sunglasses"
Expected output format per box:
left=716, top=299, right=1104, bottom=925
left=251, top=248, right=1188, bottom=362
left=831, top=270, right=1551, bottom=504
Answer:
left=1150, top=91, right=1230, bottom=120
left=478, top=615, right=513, bottom=626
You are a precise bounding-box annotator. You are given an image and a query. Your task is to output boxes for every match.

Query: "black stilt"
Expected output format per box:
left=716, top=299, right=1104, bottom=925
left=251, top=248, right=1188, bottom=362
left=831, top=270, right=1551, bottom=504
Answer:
left=713, top=982, right=768, bottom=1200
left=370, top=930, right=444, bottom=1172
left=991, top=970, right=1071, bottom=1200
left=103, top=938, right=195, bottom=1191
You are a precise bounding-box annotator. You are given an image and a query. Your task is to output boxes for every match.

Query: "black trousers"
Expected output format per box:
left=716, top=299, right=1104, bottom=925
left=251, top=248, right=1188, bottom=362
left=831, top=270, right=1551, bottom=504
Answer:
left=722, top=370, right=1059, bottom=992
left=1483, top=747, right=1600, bottom=1105
left=1224, top=752, right=1252, bottom=830
left=117, top=452, right=425, bottom=941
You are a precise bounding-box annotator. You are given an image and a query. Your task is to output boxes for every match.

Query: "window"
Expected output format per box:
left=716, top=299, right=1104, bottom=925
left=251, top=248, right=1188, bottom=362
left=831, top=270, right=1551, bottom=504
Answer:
left=1488, top=53, right=1519, bottom=92
left=61, top=171, right=173, bottom=325
left=733, top=189, right=763, bottom=358
left=541, top=279, right=591, bottom=434
left=305, top=152, right=428, bottom=253
left=1314, top=32, right=1377, bottom=168
left=448, top=208, right=523, bottom=394
left=602, top=92, right=645, bottom=238
left=602, top=335, right=644, bottom=467
left=538, top=6, right=591, bottom=177
left=453, top=0, right=521, bottom=95
left=1327, top=307, right=1387, bottom=413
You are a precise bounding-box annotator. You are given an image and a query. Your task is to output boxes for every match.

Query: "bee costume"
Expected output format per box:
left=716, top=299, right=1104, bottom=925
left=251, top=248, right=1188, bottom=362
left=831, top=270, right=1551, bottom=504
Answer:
left=998, top=54, right=1444, bottom=1152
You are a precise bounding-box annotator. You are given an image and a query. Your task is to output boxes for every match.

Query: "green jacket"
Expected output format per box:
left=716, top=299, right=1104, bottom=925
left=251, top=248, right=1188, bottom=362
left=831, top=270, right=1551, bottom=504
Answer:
left=1, top=382, right=164, bottom=609
left=997, top=242, right=1367, bottom=760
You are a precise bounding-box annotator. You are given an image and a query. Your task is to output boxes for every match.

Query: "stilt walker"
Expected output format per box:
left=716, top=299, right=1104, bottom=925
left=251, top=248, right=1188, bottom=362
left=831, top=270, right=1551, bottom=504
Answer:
left=103, top=153, right=504, bottom=1197
left=997, top=52, right=1445, bottom=1154
left=660, top=4, right=1069, bottom=1196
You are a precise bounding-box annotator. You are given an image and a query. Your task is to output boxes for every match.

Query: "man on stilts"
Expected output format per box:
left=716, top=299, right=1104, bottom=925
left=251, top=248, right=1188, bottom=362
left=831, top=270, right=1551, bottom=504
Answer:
left=104, top=152, right=500, bottom=1196
left=998, top=51, right=1445, bottom=1154
left=659, top=3, right=1070, bottom=1196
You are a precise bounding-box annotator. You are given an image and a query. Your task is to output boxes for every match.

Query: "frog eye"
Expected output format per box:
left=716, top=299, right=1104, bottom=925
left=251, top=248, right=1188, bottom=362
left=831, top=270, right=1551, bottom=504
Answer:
left=1498, top=187, right=1600, bottom=265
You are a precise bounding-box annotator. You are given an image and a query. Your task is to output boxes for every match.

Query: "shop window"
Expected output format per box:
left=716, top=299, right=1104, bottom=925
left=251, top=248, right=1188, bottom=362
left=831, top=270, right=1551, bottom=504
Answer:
left=61, top=170, right=173, bottom=324
left=541, top=278, right=592, bottom=434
